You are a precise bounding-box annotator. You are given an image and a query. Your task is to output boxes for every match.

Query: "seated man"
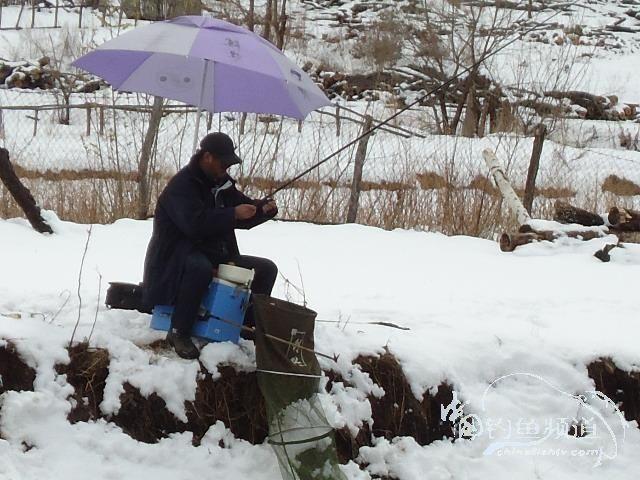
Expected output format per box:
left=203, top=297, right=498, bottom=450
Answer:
left=142, top=132, right=278, bottom=359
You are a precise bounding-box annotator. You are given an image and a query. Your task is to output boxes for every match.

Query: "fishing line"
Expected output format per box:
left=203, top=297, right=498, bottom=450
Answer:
left=266, top=9, right=564, bottom=198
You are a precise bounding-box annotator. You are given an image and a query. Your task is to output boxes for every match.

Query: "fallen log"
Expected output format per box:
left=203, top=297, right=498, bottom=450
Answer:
left=0, top=148, right=53, bottom=234
left=483, top=149, right=613, bottom=252
left=554, top=201, right=605, bottom=226
left=499, top=224, right=606, bottom=252
left=608, top=206, right=640, bottom=231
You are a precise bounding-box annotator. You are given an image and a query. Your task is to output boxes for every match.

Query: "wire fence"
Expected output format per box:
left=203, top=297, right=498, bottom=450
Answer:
left=0, top=1, right=205, bottom=30
left=1, top=88, right=640, bottom=237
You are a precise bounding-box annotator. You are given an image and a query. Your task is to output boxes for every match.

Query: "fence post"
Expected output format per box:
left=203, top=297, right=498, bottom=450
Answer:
left=346, top=114, right=373, bottom=223
left=54, top=0, right=59, bottom=28
left=16, top=1, right=25, bottom=29
left=335, top=105, right=341, bottom=137
left=78, top=1, right=83, bottom=29
left=523, top=123, right=547, bottom=215
left=32, top=109, right=39, bottom=137
left=85, top=106, right=92, bottom=136
left=99, top=105, right=105, bottom=135
left=30, top=0, right=35, bottom=28
left=239, top=113, right=246, bottom=135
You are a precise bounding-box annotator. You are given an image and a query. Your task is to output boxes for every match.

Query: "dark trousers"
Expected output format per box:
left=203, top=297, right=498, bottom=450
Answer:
left=171, top=251, right=278, bottom=334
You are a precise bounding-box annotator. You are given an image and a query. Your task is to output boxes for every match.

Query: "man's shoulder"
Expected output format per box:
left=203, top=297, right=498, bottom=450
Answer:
left=166, top=165, right=200, bottom=190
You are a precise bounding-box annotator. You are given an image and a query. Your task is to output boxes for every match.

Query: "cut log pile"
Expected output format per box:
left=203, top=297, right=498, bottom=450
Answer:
left=0, top=57, right=55, bottom=90
left=0, top=57, right=101, bottom=93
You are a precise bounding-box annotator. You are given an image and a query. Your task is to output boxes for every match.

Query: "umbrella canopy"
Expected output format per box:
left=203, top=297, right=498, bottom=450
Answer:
left=73, top=16, right=331, bottom=120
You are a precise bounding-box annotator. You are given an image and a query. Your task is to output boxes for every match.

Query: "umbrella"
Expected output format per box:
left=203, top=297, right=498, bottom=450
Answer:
left=73, top=15, right=331, bottom=151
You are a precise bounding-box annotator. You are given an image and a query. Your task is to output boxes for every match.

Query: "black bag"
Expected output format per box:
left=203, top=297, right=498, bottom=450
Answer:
left=105, top=282, right=151, bottom=314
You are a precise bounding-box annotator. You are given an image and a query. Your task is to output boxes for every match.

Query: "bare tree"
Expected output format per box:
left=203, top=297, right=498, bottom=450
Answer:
left=406, top=1, right=518, bottom=136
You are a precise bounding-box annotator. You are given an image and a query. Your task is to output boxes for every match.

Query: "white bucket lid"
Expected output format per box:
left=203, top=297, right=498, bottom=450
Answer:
left=218, top=263, right=255, bottom=286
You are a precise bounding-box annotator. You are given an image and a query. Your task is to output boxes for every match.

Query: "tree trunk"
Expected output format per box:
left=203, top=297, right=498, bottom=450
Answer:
left=450, top=72, right=476, bottom=135
left=0, top=148, right=53, bottom=234
left=264, top=0, right=273, bottom=42
left=137, top=96, right=164, bottom=220
left=461, top=84, right=480, bottom=138
left=482, top=149, right=531, bottom=226
left=248, top=0, right=255, bottom=31
left=276, top=0, right=288, bottom=50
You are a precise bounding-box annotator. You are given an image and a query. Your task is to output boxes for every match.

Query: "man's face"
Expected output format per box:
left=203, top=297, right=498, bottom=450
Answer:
left=200, top=151, right=228, bottom=179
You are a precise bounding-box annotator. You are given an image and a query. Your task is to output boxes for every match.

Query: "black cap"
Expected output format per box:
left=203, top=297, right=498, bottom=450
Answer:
left=199, top=132, right=242, bottom=168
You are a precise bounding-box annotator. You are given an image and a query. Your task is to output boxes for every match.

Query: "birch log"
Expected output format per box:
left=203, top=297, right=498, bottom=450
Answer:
left=482, top=149, right=531, bottom=226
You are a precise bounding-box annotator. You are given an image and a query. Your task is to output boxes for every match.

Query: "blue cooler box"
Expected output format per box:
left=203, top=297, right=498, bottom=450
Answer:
left=150, top=278, right=250, bottom=343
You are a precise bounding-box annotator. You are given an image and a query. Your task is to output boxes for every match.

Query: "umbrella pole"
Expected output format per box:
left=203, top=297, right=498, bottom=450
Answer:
left=192, top=59, right=211, bottom=154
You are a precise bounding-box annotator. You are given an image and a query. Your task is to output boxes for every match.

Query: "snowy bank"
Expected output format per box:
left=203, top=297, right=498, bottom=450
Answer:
left=0, top=215, right=640, bottom=479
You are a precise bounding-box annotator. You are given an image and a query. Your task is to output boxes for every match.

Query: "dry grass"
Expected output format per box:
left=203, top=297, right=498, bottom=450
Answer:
left=0, top=163, right=623, bottom=238
left=602, top=175, right=640, bottom=196
left=416, top=171, right=450, bottom=190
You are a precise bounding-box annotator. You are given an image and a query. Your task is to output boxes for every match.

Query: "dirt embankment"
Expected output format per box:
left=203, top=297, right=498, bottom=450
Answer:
left=1, top=341, right=639, bottom=473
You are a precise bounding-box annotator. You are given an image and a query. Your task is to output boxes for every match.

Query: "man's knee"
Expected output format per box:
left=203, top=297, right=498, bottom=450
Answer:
left=260, top=258, right=278, bottom=279
left=184, top=252, right=214, bottom=284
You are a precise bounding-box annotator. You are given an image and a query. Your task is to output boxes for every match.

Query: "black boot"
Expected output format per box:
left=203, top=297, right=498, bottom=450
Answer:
left=167, top=329, right=200, bottom=359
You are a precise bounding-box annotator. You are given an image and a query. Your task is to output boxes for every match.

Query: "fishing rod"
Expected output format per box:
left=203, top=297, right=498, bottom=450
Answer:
left=264, top=9, right=563, bottom=199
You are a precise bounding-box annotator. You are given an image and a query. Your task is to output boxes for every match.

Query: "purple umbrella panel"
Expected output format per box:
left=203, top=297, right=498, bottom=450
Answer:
left=73, top=16, right=331, bottom=121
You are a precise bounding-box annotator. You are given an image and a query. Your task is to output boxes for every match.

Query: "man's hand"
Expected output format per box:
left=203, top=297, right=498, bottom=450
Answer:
left=262, top=200, right=278, bottom=215
left=235, top=204, right=257, bottom=220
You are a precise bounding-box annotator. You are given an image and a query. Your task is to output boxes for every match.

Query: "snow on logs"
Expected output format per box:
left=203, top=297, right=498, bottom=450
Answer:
left=498, top=200, right=640, bottom=255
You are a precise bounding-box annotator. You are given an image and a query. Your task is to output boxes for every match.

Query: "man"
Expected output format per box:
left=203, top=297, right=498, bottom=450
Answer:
left=143, top=132, right=278, bottom=359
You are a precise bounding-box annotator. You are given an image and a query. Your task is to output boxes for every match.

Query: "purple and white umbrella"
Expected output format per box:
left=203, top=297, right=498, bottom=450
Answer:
left=73, top=16, right=331, bottom=150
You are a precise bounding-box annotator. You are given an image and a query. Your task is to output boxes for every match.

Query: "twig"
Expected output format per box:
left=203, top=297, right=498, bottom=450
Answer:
left=69, top=225, right=93, bottom=348
left=49, top=289, right=71, bottom=324
left=295, top=260, right=307, bottom=307
left=316, top=319, right=410, bottom=331
left=87, top=271, right=102, bottom=343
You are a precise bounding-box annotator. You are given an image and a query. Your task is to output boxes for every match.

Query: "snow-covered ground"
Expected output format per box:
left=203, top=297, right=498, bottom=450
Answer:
left=0, top=214, right=639, bottom=479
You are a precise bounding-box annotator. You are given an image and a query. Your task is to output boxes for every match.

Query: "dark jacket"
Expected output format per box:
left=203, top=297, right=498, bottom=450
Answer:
left=142, top=157, right=275, bottom=307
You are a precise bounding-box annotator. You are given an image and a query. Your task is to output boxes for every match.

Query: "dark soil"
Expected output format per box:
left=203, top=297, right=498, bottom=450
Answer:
left=47, top=342, right=456, bottom=462
left=56, top=342, right=110, bottom=423
left=356, top=353, right=455, bottom=445
left=588, top=357, right=640, bottom=424
left=0, top=342, right=36, bottom=393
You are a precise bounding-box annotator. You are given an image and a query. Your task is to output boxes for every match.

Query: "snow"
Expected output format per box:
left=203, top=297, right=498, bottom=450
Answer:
left=0, top=0, right=640, bottom=478
left=1, top=215, right=640, bottom=479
